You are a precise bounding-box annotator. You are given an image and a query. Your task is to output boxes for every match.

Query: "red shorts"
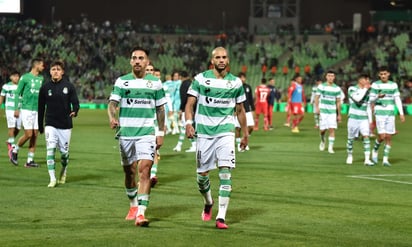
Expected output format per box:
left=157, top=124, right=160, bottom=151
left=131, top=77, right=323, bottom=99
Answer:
left=291, top=103, right=304, bottom=115
left=255, top=103, right=268, bottom=115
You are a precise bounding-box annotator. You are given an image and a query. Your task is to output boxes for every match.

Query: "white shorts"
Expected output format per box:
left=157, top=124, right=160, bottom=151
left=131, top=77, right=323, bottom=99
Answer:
left=347, top=118, right=369, bottom=139
left=319, top=113, right=337, bottom=130
left=119, top=135, right=156, bottom=166
left=196, top=135, right=236, bottom=173
left=375, top=115, right=396, bottom=135
left=5, top=110, right=21, bottom=129
left=45, top=126, right=71, bottom=152
left=20, top=109, right=38, bottom=130
left=235, top=111, right=254, bottom=128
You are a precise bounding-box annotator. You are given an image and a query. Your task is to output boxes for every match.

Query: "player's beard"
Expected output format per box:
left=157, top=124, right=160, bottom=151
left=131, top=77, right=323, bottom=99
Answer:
left=214, top=63, right=227, bottom=73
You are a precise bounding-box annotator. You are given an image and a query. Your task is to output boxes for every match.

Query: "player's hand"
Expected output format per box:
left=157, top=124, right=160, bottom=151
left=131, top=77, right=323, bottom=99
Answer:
left=240, top=135, right=248, bottom=151
left=186, top=124, right=195, bottom=139
left=400, top=115, right=405, bottom=123
left=156, top=136, right=164, bottom=150
left=337, top=114, right=342, bottom=123
left=110, top=119, right=119, bottom=129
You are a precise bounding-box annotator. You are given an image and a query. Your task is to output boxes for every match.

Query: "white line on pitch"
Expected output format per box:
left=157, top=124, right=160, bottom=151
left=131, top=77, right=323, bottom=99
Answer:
left=348, top=174, right=412, bottom=185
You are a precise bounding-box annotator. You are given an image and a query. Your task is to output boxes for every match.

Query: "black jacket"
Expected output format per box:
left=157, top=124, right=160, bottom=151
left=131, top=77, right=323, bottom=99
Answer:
left=38, top=77, right=80, bottom=130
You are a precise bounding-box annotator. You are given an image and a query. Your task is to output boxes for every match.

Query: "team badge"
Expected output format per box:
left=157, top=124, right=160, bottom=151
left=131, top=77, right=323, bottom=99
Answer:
left=48, top=89, right=52, bottom=96
left=63, top=87, right=68, bottom=94
left=226, top=80, right=232, bottom=88
left=146, top=81, right=153, bottom=88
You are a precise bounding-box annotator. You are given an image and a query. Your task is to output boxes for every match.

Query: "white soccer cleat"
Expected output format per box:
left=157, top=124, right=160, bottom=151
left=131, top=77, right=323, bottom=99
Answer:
left=245, top=145, right=250, bottom=151
left=48, top=180, right=57, bottom=188
left=364, top=160, right=375, bottom=166
left=346, top=156, right=353, bottom=165
left=173, top=145, right=181, bottom=152
left=328, top=147, right=335, bottom=154
left=319, top=141, right=325, bottom=151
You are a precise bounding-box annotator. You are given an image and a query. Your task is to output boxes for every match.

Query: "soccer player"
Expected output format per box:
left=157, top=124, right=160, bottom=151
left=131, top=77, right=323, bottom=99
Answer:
left=38, top=61, right=80, bottom=187
left=10, top=58, right=44, bottom=167
left=173, top=71, right=197, bottom=153
left=267, top=77, right=280, bottom=130
left=108, top=47, right=166, bottom=227
left=288, top=74, right=306, bottom=133
left=169, top=71, right=181, bottom=135
left=145, top=64, right=162, bottom=187
left=315, top=70, right=342, bottom=154
left=369, top=66, right=405, bottom=166
left=254, top=78, right=271, bottom=131
left=346, top=74, right=375, bottom=166
left=185, top=47, right=248, bottom=229
left=310, top=78, right=322, bottom=128
left=235, top=72, right=254, bottom=151
left=0, top=70, right=21, bottom=161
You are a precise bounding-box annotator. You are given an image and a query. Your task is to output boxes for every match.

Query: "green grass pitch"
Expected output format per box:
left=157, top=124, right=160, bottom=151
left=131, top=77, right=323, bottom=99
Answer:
left=0, top=109, right=411, bottom=246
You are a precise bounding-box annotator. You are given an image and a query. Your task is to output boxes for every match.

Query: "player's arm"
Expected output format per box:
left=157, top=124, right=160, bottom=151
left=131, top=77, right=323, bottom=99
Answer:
left=314, top=94, right=320, bottom=114
left=235, top=102, right=249, bottom=150
left=69, top=83, right=80, bottom=117
left=14, top=79, right=25, bottom=118
left=350, top=88, right=368, bottom=104
left=155, top=104, right=165, bottom=149
left=37, top=86, right=46, bottom=134
left=184, top=95, right=197, bottom=139
left=107, top=100, right=119, bottom=129
left=0, top=95, right=4, bottom=106
left=336, top=95, right=342, bottom=123
left=394, top=94, right=405, bottom=122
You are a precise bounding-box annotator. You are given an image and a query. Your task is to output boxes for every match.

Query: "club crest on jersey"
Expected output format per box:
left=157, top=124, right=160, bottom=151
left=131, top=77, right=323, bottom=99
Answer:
left=146, top=81, right=153, bottom=88
left=48, top=89, right=52, bottom=96
left=63, top=87, right=68, bottom=94
left=226, top=80, right=232, bottom=88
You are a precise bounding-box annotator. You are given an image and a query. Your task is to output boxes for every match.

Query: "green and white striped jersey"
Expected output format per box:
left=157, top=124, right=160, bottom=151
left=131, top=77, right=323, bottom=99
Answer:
left=109, top=73, right=166, bottom=139
left=188, top=70, right=246, bottom=138
left=347, top=85, right=369, bottom=120
left=14, top=72, right=44, bottom=111
left=1, top=82, right=21, bottom=111
left=369, top=80, right=400, bottom=117
left=316, top=82, right=341, bottom=115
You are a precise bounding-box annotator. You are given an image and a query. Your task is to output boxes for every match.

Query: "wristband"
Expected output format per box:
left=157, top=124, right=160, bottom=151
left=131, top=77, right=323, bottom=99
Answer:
left=157, top=131, right=165, bottom=136
left=186, top=120, right=193, bottom=125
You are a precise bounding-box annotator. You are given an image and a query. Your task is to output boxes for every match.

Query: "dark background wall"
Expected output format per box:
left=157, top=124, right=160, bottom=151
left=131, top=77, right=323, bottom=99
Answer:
left=19, top=0, right=407, bottom=30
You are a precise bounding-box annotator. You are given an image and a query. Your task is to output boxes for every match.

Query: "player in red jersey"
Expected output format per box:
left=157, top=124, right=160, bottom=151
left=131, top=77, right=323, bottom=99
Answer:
left=288, top=74, right=306, bottom=133
left=254, top=78, right=271, bottom=131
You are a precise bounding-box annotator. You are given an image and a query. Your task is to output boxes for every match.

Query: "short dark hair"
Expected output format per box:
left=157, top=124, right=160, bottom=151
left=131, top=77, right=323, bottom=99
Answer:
left=293, top=74, right=301, bottom=80
left=31, top=58, right=43, bottom=68
left=10, top=70, right=19, bottom=76
left=180, top=71, right=189, bottom=78
left=131, top=46, right=149, bottom=56
left=238, top=72, right=246, bottom=77
left=261, top=78, right=267, bottom=84
left=358, top=73, right=369, bottom=79
left=378, top=66, right=389, bottom=73
left=50, top=60, right=65, bottom=70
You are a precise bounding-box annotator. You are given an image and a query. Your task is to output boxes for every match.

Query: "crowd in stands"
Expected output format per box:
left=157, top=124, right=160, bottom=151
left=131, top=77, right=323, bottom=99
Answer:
left=1, top=16, right=411, bottom=104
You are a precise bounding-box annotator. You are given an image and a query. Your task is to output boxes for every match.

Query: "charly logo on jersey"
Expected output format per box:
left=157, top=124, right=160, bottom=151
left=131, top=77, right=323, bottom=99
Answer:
left=48, top=89, right=52, bottom=96
left=63, top=87, right=68, bottom=94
